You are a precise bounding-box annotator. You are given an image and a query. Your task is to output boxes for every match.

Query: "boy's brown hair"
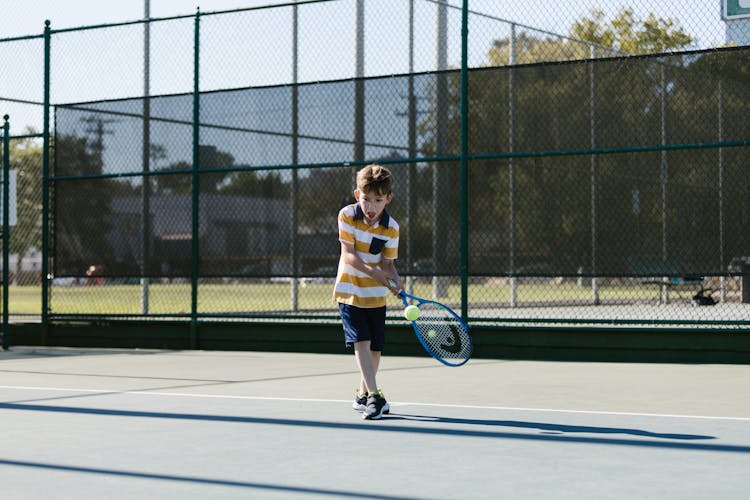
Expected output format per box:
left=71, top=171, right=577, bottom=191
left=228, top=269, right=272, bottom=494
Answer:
left=356, top=164, right=394, bottom=196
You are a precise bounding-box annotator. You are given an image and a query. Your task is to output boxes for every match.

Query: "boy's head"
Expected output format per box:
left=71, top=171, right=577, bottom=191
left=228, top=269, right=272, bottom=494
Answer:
left=356, top=164, right=393, bottom=197
left=354, top=164, right=393, bottom=224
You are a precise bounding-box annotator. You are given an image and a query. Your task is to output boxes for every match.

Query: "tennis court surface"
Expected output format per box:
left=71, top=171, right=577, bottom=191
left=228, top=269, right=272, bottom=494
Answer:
left=0, top=346, right=748, bottom=499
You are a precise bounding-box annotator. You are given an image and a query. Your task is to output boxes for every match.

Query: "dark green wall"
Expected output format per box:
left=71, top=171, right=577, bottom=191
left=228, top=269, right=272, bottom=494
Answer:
left=7, top=321, right=750, bottom=364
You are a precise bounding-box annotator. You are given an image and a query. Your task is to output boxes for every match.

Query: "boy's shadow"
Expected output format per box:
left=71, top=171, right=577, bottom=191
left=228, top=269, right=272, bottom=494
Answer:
left=388, top=414, right=714, bottom=441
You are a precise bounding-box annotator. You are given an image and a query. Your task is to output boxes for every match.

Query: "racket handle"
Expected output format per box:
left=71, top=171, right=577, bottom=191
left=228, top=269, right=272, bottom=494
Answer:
left=386, top=278, right=408, bottom=303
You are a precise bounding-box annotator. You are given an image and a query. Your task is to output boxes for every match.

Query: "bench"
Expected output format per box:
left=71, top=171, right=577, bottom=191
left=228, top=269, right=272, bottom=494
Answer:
left=628, top=257, right=709, bottom=305
left=640, top=276, right=711, bottom=305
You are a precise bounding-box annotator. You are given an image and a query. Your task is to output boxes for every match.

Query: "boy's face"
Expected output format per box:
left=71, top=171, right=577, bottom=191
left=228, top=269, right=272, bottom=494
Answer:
left=354, top=188, right=392, bottom=224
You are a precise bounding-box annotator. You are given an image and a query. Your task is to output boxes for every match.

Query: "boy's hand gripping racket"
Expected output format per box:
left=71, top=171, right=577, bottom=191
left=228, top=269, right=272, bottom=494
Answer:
left=388, top=279, right=472, bottom=367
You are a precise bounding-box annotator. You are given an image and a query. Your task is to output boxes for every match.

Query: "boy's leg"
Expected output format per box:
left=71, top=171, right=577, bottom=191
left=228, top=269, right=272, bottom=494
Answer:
left=361, top=351, right=388, bottom=420
left=353, top=340, right=378, bottom=394
left=341, top=304, right=389, bottom=417
left=340, top=304, right=375, bottom=394
left=356, top=349, right=389, bottom=415
left=358, top=350, right=381, bottom=394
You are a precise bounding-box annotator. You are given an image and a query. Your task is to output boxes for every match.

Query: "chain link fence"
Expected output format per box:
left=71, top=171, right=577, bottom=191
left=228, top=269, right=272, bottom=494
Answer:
left=2, top=0, right=750, bottom=331
left=1, top=129, right=44, bottom=325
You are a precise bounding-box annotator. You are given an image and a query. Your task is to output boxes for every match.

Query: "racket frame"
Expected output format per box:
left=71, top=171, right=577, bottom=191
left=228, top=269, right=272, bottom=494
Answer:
left=392, top=284, right=472, bottom=367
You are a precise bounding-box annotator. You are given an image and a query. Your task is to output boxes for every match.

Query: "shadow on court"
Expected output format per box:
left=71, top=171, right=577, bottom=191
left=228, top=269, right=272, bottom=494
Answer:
left=0, top=458, right=422, bottom=500
left=388, top=414, right=715, bottom=440
left=3, top=401, right=748, bottom=455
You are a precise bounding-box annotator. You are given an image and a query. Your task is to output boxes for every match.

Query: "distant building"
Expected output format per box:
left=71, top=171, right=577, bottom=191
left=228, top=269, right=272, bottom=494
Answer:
left=108, top=194, right=291, bottom=276
left=107, top=194, right=338, bottom=277
left=0, top=247, right=41, bottom=272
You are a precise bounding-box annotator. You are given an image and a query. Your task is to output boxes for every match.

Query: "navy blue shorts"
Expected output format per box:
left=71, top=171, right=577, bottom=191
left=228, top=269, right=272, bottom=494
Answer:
left=338, top=303, right=386, bottom=351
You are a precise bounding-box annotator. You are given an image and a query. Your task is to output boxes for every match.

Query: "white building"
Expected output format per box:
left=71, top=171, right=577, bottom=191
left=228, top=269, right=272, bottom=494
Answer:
left=0, top=247, right=41, bottom=272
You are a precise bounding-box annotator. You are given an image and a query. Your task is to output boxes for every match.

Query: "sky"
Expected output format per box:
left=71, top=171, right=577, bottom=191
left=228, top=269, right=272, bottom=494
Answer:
left=0, top=0, right=731, bottom=41
left=0, top=0, right=739, bottom=135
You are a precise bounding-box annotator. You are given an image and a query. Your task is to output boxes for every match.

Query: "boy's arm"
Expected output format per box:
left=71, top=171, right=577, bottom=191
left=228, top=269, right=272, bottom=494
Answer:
left=380, top=258, right=401, bottom=296
left=340, top=242, right=400, bottom=295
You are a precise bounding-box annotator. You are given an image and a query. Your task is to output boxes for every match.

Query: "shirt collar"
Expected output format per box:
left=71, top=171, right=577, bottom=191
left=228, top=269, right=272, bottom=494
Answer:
left=353, top=204, right=390, bottom=228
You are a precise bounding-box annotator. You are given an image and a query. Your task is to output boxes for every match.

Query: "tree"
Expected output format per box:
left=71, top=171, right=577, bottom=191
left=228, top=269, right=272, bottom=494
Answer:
left=153, top=145, right=236, bottom=195
left=417, top=9, right=700, bottom=275
left=687, top=46, right=750, bottom=84
left=8, top=129, right=43, bottom=284
left=487, top=32, right=594, bottom=67
left=53, top=133, right=118, bottom=275
left=295, top=167, right=352, bottom=233
left=487, top=8, right=693, bottom=67
left=570, top=8, right=692, bottom=55
left=151, top=142, right=291, bottom=199
left=219, top=170, right=289, bottom=199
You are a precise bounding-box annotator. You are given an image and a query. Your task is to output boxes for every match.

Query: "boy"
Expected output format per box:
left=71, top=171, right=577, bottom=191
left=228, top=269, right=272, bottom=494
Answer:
left=333, top=164, right=401, bottom=420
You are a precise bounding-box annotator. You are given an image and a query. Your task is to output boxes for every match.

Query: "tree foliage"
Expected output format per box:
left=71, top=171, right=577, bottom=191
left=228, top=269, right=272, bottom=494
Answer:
left=570, top=8, right=693, bottom=55
left=153, top=145, right=236, bottom=195
left=488, top=8, right=693, bottom=67
left=151, top=143, right=289, bottom=199
left=7, top=130, right=43, bottom=283
left=488, top=32, right=596, bottom=66
left=411, top=10, right=748, bottom=276
left=53, top=133, right=123, bottom=275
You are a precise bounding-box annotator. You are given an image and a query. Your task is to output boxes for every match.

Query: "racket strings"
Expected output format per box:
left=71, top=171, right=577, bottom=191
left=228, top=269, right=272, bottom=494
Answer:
left=414, top=303, right=471, bottom=360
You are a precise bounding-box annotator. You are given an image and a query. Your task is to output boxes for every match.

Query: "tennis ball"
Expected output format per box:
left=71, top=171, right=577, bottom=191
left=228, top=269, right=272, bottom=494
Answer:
left=404, top=304, right=420, bottom=321
left=427, top=329, right=437, bottom=338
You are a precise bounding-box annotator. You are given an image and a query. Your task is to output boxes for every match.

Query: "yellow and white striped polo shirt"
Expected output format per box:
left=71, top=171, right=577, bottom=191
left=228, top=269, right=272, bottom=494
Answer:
left=333, top=203, right=399, bottom=308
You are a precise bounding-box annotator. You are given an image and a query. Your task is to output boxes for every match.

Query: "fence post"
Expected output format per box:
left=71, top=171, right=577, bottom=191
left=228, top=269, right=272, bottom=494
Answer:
left=2, top=115, right=9, bottom=350
left=432, top=0, right=448, bottom=299
left=353, top=0, right=365, bottom=187
left=141, top=2, right=152, bottom=315
left=659, top=62, right=670, bottom=305
left=459, top=0, right=468, bottom=320
left=589, top=45, right=600, bottom=305
left=406, top=0, right=416, bottom=295
left=718, top=79, right=726, bottom=303
left=190, top=8, right=201, bottom=348
left=41, top=20, right=51, bottom=343
left=290, top=3, right=300, bottom=311
left=508, top=23, right=517, bottom=307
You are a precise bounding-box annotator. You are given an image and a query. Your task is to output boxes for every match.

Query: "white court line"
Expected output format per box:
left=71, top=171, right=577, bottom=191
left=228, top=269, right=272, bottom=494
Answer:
left=1, top=384, right=749, bottom=422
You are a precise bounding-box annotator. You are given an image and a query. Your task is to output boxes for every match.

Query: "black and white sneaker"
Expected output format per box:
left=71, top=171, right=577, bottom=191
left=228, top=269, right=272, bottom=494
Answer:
left=352, top=389, right=368, bottom=412
left=354, top=388, right=389, bottom=414
left=363, top=392, right=388, bottom=420
left=379, top=388, right=390, bottom=415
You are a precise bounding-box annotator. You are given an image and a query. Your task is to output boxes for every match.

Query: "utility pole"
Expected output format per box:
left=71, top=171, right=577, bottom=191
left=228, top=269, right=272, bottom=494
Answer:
left=80, top=116, right=116, bottom=165
left=433, top=0, right=448, bottom=298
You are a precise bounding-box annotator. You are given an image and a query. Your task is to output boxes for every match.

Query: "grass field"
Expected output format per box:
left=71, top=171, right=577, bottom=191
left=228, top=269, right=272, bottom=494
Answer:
left=2, top=278, right=738, bottom=316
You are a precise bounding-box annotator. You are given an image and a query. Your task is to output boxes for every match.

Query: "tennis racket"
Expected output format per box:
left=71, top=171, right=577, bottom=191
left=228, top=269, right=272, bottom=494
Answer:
left=389, top=279, right=472, bottom=367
